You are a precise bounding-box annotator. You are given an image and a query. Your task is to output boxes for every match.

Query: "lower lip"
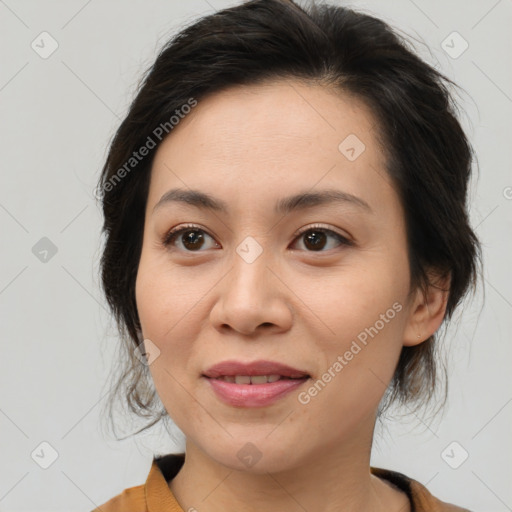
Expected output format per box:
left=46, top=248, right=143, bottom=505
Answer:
left=204, top=376, right=309, bottom=407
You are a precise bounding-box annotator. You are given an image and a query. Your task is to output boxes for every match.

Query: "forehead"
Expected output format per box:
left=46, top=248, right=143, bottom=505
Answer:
left=147, top=79, right=394, bottom=218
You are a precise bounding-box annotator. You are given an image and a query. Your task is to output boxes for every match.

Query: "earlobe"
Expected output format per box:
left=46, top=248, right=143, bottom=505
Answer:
left=403, top=271, right=451, bottom=347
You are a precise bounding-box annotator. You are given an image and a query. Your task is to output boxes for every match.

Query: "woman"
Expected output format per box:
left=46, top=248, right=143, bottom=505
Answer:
left=93, top=0, right=480, bottom=510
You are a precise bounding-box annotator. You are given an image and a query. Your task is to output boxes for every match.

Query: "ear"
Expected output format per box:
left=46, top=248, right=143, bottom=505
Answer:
left=403, top=270, right=451, bottom=347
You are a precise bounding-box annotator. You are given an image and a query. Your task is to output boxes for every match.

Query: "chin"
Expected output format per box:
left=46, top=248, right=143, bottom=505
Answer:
left=202, top=438, right=302, bottom=475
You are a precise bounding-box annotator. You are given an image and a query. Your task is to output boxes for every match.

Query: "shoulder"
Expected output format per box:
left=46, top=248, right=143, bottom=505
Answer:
left=408, top=477, right=473, bottom=511
left=371, top=466, right=473, bottom=512
left=90, top=484, right=146, bottom=512
left=89, top=454, right=185, bottom=512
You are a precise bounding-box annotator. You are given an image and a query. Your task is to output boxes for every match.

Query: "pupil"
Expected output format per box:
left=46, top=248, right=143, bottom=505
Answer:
left=184, top=230, right=204, bottom=250
left=305, top=230, right=326, bottom=250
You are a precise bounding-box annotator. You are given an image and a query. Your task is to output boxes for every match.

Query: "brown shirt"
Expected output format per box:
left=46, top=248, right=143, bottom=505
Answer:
left=92, top=453, right=472, bottom=512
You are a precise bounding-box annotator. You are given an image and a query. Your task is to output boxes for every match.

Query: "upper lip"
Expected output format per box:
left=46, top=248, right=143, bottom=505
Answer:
left=203, top=359, right=310, bottom=379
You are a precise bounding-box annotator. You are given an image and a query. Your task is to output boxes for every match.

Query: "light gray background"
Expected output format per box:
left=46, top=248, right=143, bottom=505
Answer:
left=0, top=0, right=511, bottom=511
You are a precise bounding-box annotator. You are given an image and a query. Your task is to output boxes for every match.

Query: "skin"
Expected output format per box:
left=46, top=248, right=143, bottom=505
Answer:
left=135, top=78, right=449, bottom=512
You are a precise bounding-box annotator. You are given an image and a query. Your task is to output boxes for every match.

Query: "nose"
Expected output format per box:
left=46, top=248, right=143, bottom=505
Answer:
left=209, top=248, right=293, bottom=336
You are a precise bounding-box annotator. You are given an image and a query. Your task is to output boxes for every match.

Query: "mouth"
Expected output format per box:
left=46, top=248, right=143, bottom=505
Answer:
left=202, top=359, right=310, bottom=380
left=203, top=375, right=309, bottom=407
left=202, top=360, right=310, bottom=407
left=210, top=374, right=308, bottom=384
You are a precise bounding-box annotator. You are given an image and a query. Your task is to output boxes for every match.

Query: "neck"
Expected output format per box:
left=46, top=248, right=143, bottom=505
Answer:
left=168, top=416, right=409, bottom=512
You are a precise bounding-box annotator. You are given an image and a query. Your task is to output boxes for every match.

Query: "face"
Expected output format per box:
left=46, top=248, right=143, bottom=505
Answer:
left=135, top=79, right=418, bottom=473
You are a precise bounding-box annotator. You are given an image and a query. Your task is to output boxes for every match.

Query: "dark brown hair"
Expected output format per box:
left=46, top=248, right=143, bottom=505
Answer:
left=95, top=0, right=481, bottom=439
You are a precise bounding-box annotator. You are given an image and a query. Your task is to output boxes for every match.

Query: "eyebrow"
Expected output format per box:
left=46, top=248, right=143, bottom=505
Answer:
left=152, top=187, right=372, bottom=216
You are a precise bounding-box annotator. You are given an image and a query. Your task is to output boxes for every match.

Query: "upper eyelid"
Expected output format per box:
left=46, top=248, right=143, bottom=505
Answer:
left=293, top=223, right=350, bottom=239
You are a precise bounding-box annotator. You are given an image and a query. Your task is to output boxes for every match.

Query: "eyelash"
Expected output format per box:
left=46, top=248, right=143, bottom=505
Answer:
left=162, top=223, right=354, bottom=253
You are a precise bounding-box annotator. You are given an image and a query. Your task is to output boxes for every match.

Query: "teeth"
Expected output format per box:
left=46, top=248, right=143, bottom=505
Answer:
left=216, top=374, right=284, bottom=384
left=251, top=375, right=273, bottom=384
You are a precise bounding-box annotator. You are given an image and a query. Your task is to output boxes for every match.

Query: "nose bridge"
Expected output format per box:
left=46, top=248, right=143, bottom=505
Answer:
left=210, top=234, right=292, bottom=334
left=230, top=234, right=273, bottom=302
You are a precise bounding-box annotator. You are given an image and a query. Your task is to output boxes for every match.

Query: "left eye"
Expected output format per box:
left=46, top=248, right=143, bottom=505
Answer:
left=162, top=224, right=353, bottom=252
left=292, top=226, right=353, bottom=252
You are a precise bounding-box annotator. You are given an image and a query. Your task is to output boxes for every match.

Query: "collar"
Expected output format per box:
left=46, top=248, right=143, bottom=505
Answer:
left=145, top=452, right=467, bottom=512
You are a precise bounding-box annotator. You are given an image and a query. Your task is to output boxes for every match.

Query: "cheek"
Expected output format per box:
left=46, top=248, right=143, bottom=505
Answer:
left=135, top=254, right=211, bottom=374
left=297, top=302, right=406, bottom=436
left=135, top=252, right=200, bottom=338
left=296, top=256, right=409, bottom=403
left=135, top=262, right=203, bottom=429
left=301, top=261, right=407, bottom=338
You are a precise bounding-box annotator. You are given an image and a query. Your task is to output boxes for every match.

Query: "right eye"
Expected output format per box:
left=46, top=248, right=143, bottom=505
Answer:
left=162, top=224, right=220, bottom=252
